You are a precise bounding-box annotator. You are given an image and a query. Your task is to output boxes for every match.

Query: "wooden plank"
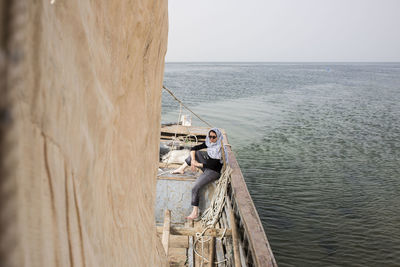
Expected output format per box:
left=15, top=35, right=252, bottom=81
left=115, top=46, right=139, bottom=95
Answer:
left=193, top=221, right=203, bottom=267
left=238, top=238, right=248, bottom=267
left=169, top=247, right=187, bottom=266
left=220, top=207, right=228, bottom=228
left=228, top=200, right=241, bottom=267
left=160, top=136, right=205, bottom=144
left=220, top=207, right=234, bottom=265
left=215, top=223, right=226, bottom=267
left=160, top=133, right=205, bottom=139
left=157, top=233, right=188, bottom=248
left=161, top=125, right=211, bottom=136
left=186, top=220, right=195, bottom=267
left=162, top=209, right=171, bottom=257
left=169, top=247, right=187, bottom=255
left=158, top=163, right=202, bottom=173
left=157, top=176, right=196, bottom=181
left=170, top=235, right=189, bottom=248
left=222, top=133, right=277, bottom=267
left=168, top=248, right=187, bottom=267
left=157, top=226, right=232, bottom=237
left=158, top=162, right=182, bottom=169
left=209, top=237, right=215, bottom=267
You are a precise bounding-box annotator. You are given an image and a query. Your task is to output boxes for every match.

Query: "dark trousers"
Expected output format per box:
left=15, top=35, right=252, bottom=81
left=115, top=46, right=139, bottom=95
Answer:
left=185, top=151, right=221, bottom=207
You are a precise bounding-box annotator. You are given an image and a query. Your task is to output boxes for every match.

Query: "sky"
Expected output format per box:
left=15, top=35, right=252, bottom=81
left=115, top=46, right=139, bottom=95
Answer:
left=165, top=0, right=400, bottom=62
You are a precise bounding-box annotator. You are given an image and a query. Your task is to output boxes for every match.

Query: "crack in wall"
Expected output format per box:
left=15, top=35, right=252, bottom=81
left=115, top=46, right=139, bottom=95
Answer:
left=71, top=170, right=86, bottom=267
left=64, top=158, right=74, bottom=267
left=42, top=133, right=60, bottom=265
left=42, top=123, right=87, bottom=267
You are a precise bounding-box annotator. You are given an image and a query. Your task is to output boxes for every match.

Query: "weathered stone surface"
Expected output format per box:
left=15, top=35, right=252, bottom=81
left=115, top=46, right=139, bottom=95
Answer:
left=1, top=1, right=168, bottom=266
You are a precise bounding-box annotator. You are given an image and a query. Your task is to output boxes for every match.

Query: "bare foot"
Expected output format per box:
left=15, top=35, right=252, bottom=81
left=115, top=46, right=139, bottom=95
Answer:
left=171, top=168, right=184, bottom=174
left=185, top=214, right=199, bottom=220
left=185, top=211, right=199, bottom=220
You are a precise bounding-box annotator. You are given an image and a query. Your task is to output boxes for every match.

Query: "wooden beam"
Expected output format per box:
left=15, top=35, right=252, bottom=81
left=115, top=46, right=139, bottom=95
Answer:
left=168, top=248, right=187, bottom=265
left=161, top=125, right=211, bottom=136
left=157, top=226, right=232, bottom=237
left=209, top=237, right=215, bottom=267
left=226, top=197, right=241, bottom=267
left=162, top=209, right=171, bottom=257
left=230, top=209, right=241, bottom=267
left=215, top=223, right=226, bottom=267
left=221, top=207, right=234, bottom=265
left=186, top=221, right=195, bottom=267
left=157, top=175, right=196, bottom=181
left=158, top=162, right=182, bottom=169
left=222, top=133, right=277, bottom=267
left=170, top=235, right=189, bottom=248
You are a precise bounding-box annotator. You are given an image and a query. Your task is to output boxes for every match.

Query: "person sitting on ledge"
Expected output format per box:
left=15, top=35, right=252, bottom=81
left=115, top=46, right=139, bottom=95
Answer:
left=172, top=128, right=228, bottom=220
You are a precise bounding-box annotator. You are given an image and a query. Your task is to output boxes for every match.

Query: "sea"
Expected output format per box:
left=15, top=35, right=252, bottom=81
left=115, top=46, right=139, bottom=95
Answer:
left=162, top=62, right=400, bottom=267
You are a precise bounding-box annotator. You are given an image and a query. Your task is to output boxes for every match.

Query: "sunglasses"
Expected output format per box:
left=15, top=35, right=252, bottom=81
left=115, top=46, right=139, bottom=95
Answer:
left=209, top=135, right=217, bottom=139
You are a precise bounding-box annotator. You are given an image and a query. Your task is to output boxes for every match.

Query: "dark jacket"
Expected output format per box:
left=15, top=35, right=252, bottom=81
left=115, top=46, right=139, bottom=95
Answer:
left=191, top=142, right=223, bottom=173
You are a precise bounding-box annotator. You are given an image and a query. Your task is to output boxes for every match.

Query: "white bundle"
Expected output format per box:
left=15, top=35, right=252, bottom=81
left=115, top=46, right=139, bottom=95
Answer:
left=161, top=149, right=190, bottom=164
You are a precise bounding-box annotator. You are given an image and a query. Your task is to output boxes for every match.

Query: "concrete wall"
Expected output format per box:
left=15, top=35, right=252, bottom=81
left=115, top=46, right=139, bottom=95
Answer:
left=0, top=1, right=168, bottom=266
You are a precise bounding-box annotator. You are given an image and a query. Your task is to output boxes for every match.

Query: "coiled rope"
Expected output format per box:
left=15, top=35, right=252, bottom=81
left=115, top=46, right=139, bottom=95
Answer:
left=193, top=165, right=232, bottom=265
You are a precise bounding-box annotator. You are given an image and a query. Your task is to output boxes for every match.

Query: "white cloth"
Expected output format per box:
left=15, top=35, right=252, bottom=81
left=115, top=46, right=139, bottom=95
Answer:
left=205, top=128, right=228, bottom=164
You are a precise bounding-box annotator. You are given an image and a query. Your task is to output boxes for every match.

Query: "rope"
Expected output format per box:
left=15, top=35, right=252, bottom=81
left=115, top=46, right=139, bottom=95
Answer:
left=192, top=139, right=232, bottom=264
left=192, top=165, right=232, bottom=265
left=183, top=134, right=198, bottom=144
left=201, top=166, right=231, bottom=228
left=163, top=85, right=213, bottom=128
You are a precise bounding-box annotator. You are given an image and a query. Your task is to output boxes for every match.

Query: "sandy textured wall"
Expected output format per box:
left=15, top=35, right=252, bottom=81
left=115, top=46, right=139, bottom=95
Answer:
left=1, top=0, right=168, bottom=266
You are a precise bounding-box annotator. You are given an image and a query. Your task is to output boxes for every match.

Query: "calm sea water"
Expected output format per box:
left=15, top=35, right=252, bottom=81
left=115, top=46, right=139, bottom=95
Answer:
left=162, top=62, right=400, bottom=267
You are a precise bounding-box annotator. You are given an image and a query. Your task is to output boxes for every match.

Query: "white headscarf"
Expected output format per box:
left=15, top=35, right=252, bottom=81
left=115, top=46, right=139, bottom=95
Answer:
left=205, top=128, right=228, bottom=163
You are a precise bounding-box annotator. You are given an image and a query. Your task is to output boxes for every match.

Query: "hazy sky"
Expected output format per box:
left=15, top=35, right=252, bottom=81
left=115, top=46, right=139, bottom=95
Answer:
left=166, top=0, right=400, bottom=62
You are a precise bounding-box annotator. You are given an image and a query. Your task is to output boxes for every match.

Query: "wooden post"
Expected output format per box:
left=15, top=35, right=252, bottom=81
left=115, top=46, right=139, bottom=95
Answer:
left=162, top=209, right=171, bottom=257
left=156, top=226, right=232, bottom=237
left=187, top=220, right=195, bottom=267
left=230, top=209, right=241, bottom=267
left=215, top=223, right=226, bottom=266
left=226, top=196, right=241, bottom=267
left=209, top=237, right=215, bottom=267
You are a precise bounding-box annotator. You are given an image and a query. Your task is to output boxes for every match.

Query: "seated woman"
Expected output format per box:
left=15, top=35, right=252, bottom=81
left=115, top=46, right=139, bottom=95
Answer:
left=172, top=128, right=228, bottom=220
